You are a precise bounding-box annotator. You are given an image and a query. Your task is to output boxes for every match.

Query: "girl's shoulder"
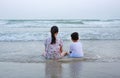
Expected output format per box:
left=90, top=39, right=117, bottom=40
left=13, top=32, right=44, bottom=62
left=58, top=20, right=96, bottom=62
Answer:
left=56, top=37, right=63, bottom=41
left=45, top=37, right=51, bottom=43
left=46, top=37, right=51, bottom=40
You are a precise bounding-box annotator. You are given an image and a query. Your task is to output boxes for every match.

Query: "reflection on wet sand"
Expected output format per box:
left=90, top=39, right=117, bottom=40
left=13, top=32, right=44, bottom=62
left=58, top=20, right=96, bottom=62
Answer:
left=45, top=60, right=82, bottom=78
left=69, top=62, right=82, bottom=78
left=45, top=61, right=62, bottom=78
left=60, top=61, right=83, bottom=78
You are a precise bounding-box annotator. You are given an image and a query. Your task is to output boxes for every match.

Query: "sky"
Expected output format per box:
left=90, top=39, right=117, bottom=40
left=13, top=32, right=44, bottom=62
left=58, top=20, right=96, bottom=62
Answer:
left=0, top=0, right=120, bottom=19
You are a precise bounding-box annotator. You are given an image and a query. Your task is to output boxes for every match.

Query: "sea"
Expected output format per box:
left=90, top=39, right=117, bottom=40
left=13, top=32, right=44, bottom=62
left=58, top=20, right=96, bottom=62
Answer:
left=0, top=19, right=120, bottom=63
left=0, top=19, right=120, bottom=41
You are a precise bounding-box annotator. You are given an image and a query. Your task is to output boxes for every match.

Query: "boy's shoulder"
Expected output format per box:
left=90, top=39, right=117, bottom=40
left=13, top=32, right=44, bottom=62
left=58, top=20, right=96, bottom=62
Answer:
left=72, top=41, right=81, bottom=44
left=71, top=41, right=82, bottom=45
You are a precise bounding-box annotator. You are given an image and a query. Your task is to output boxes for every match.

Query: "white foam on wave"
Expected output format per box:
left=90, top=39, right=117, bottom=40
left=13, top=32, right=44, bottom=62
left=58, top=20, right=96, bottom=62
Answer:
left=0, top=19, right=120, bottom=41
left=0, top=29, right=120, bottom=41
left=0, top=19, right=120, bottom=28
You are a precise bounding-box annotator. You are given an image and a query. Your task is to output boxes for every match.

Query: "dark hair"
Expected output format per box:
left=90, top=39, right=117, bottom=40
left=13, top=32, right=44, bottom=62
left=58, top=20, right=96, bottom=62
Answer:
left=71, top=32, right=79, bottom=40
left=51, top=26, right=59, bottom=44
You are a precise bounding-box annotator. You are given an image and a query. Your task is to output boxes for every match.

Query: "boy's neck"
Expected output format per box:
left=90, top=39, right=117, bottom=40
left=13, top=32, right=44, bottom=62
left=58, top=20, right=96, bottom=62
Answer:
left=72, top=40, right=78, bottom=42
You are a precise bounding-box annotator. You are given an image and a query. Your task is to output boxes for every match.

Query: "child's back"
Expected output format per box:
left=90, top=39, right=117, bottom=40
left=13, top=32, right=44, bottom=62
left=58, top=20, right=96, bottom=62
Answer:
left=69, top=41, right=84, bottom=57
left=69, top=32, right=84, bottom=58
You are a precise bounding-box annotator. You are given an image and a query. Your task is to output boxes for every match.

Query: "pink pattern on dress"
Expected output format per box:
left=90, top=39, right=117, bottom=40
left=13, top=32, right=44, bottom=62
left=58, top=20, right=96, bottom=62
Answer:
left=44, top=37, right=63, bottom=59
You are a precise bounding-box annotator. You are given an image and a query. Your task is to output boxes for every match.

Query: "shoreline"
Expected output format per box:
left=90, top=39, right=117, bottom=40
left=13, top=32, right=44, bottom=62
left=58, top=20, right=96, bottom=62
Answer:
left=0, top=40, right=120, bottom=63
left=0, top=40, right=120, bottom=78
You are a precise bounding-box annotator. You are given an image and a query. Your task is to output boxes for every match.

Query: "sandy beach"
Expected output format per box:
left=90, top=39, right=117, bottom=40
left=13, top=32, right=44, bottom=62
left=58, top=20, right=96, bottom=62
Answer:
left=0, top=40, right=120, bottom=78
left=0, top=62, right=120, bottom=78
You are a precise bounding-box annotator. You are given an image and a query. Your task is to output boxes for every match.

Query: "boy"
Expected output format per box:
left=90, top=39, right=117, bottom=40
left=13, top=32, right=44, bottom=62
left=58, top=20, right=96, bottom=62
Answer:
left=69, top=32, right=84, bottom=58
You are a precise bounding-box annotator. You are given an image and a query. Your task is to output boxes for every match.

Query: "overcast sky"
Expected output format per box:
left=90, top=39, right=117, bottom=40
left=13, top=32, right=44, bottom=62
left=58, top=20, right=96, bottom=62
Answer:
left=0, top=0, right=120, bottom=19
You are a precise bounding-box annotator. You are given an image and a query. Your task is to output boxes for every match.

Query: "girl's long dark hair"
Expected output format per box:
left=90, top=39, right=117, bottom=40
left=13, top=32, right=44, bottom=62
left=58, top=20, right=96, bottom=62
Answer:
left=51, top=26, right=58, bottom=44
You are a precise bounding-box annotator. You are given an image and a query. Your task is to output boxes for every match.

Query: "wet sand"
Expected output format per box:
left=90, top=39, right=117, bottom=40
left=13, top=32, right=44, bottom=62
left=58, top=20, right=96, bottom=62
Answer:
left=0, top=40, right=120, bottom=62
left=0, top=62, right=120, bottom=78
left=0, top=40, right=120, bottom=78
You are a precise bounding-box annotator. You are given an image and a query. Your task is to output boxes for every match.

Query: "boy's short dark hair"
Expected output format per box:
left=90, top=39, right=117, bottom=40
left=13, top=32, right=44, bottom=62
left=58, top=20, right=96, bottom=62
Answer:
left=71, top=32, right=79, bottom=40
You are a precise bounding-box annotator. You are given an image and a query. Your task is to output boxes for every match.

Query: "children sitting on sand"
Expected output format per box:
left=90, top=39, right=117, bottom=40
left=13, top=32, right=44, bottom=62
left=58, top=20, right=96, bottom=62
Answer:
left=43, top=26, right=84, bottom=59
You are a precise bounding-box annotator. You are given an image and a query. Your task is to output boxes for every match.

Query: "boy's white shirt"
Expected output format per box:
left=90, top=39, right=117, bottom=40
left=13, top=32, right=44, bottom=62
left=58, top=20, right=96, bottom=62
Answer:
left=69, top=41, right=84, bottom=57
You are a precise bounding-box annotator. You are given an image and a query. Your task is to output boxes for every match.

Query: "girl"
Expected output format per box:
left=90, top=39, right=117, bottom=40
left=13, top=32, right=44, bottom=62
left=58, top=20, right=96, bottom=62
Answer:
left=44, top=26, right=66, bottom=59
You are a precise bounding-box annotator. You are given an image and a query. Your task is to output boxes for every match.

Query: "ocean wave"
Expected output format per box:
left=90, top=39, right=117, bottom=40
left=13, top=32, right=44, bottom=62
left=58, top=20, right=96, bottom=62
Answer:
left=0, top=32, right=48, bottom=41
left=0, top=19, right=120, bottom=29
left=0, top=30, right=120, bottom=41
left=55, top=20, right=84, bottom=24
left=0, top=19, right=120, bottom=41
